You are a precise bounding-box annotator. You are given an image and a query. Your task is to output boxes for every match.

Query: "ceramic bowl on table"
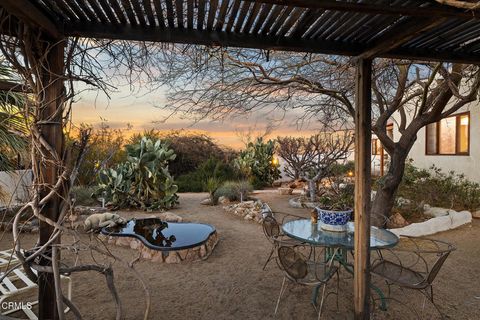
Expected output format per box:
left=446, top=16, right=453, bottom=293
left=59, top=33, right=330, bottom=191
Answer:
left=315, top=207, right=353, bottom=232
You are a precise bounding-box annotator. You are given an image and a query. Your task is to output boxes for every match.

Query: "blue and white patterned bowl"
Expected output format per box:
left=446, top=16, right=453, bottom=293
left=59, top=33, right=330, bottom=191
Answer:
left=315, top=208, right=353, bottom=232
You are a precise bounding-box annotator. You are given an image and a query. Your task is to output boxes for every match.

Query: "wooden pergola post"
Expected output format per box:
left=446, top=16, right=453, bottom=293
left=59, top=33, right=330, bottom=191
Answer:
left=353, top=58, right=372, bottom=319
left=37, top=38, right=65, bottom=320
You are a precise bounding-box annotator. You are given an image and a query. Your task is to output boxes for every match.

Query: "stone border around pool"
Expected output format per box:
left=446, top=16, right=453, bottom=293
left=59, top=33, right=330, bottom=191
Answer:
left=100, top=231, right=219, bottom=263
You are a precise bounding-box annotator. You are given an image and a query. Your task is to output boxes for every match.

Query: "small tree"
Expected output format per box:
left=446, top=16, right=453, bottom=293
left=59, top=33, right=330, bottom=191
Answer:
left=276, top=136, right=319, bottom=180
left=235, top=137, right=280, bottom=189
left=282, top=132, right=354, bottom=202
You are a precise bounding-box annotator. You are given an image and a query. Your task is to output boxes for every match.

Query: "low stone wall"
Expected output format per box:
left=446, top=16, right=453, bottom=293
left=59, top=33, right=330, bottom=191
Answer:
left=101, top=231, right=219, bottom=263
left=223, top=200, right=264, bottom=223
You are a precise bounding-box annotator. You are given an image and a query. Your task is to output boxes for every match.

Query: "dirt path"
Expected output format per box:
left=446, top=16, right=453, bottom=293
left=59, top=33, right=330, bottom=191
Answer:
left=1, top=192, right=478, bottom=319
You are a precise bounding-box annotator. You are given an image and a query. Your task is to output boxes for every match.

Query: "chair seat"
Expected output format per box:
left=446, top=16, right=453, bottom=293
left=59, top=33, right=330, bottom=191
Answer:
left=293, top=261, right=337, bottom=285
left=371, top=260, right=426, bottom=289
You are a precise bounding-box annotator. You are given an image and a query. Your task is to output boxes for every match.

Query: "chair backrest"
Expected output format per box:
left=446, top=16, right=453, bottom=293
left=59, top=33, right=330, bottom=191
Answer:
left=262, top=216, right=280, bottom=240
left=277, top=246, right=308, bottom=280
left=397, top=236, right=456, bottom=286
left=426, top=245, right=454, bottom=285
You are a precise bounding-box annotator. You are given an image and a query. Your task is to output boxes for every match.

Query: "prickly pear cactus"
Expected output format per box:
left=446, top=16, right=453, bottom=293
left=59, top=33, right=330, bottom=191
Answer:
left=96, top=137, right=179, bottom=210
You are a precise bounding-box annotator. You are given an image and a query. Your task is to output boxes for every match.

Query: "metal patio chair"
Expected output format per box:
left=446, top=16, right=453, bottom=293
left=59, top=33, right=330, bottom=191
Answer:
left=371, top=236, right=455, bottom=318
left=275, top=246, right=339, bottom=319
left=261, top=215, right=304, bottom=270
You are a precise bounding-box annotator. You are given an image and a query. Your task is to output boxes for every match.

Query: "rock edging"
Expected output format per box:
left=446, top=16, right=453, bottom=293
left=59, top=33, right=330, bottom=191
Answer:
left=101, top=231, right=219, bottom=263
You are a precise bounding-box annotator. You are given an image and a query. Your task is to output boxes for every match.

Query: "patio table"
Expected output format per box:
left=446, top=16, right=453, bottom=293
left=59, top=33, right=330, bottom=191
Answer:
left=281, top=219, right=399, bottom=310
left=282, top=219, right=399, bottom=250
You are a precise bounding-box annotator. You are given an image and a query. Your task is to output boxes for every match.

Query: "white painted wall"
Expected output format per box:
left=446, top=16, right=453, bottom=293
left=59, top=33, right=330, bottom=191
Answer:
left=393, top=102, right=480, bottom=183
left=0, top=169, right=32, bottom=208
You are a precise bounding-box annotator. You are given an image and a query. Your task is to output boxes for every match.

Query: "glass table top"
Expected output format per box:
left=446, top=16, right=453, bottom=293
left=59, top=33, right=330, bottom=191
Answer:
left=282, top=219, right=399, bottom=249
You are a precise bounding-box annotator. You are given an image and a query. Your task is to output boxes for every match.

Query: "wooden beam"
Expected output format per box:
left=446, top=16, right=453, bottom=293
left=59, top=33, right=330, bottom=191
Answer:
left=354, top=58, right=372, bottom=320
left=1, top=0, right=61, bottom=38
left=357, top=18, right=449, bottom=60
left=0, top=80, right=31, bottom=93
left=63, top=22, right=480, bottom=64
left=37, top=38, right=65, bottom=320
left=247, top=0, right=480, bottom=20
left=65, top=22, right=362, bottom=55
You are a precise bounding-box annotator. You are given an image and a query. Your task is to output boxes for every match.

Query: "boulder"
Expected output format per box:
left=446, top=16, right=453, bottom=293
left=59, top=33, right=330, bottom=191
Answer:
left=272, top=181, right=282, bottom=187
left=165, top=252, right=181, bottom=264
left=158, top=211, right=183, bottom=222
left=218, top=196, right=230, bottom=205
left=74, top=206, right=107, bottom=216
left=278, top=187, right=293, bottom=195
left=424, top=206, right=451, bottom=218
left=387, top=212, right=409, bottom=229
left=472, top=210, right=480, bottom=219
left=200, top=198, right=212, bottom=205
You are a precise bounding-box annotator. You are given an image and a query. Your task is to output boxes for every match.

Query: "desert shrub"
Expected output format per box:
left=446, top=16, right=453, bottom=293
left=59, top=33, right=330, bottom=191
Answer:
left=175, top=157, right=240, bottom=192
left=95, top=137, right=178, bottom=210
left=235, top=137, right=280, bottom=189
left=129, top=130, right=237, bottom=177
left=391, top=161, right=480, bottom=212
left=70, top=123, right=127, bottom=186
left=71, top=186, right=99, bottom=206
left=214, top=180, right=253, bottom=201
left=175, top=172, right=204, bottom=192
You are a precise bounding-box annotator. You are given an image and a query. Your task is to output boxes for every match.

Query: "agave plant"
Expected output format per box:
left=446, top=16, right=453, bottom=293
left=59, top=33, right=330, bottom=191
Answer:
left=96, top=137, right=179, bottom=210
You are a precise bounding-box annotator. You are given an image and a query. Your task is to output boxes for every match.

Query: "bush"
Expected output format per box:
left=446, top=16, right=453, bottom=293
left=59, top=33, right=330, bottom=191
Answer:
left=329, top=161, right=355, bottom=177
left=175, top=157, right=240, bottom=193
left=175, top=172, right=204, bottom=192
left=215, top=180, right=253, bottom=202
left=129, top=130, right=237, bottom=177
left=393, top=161, right=480, bottom=212
left=68, top=123, right=127, bottom=186
left=71, top=186, right=99, bottom=206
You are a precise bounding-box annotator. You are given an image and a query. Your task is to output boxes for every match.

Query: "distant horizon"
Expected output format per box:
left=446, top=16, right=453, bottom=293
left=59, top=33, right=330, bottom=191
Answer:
left=71, top=85, right=323, bottom=149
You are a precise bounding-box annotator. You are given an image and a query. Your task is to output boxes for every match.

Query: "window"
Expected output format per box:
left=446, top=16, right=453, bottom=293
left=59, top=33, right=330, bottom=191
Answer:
left=426, top=112, right=470, bottom=155
left=372, top=138, right=381, bottom=155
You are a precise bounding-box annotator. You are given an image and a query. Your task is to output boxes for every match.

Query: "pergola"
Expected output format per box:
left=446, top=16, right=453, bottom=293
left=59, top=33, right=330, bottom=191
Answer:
left=1, top=1, right=479, bottom=319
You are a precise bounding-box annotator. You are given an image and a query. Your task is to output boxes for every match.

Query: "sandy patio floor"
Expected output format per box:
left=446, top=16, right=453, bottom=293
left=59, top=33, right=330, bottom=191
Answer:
left=1, top=192, right=479, bottom=319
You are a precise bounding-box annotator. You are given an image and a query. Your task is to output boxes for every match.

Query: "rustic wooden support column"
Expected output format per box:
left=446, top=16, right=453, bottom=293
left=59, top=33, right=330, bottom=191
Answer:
left=354, top=58, right=372, bottom=319
left=37, top=38, right=65, bottom=320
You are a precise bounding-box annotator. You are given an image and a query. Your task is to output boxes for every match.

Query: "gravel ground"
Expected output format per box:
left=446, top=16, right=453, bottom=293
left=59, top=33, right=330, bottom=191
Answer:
left=1, top=191, right=478, bottom=319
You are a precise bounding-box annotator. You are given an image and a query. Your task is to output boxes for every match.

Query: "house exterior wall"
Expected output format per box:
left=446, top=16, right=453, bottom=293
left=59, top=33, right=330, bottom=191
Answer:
left=0, top=169, right=33, bottom=208
left=393, top=103, right=480, bottom=183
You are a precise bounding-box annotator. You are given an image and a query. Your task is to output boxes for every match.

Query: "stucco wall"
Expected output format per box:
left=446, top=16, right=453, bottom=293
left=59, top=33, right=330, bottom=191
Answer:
left=394, top=103, right=480, bottom=183
left=0, top=169, right=32, bottom=208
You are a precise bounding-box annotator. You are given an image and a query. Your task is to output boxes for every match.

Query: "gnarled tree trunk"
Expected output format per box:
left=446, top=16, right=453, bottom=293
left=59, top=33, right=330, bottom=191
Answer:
left=371, top=149, right=410, bottom=226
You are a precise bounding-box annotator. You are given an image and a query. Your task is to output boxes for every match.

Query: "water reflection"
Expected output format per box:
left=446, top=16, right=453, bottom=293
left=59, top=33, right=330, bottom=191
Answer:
left=102, top=218, right=216, bottom=250
left=133, top=219, right=176, bottom=247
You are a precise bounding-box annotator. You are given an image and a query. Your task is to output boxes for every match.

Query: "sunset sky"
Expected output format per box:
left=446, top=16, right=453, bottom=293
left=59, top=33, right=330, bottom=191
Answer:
left=71, top=84, right=320, bottom=149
